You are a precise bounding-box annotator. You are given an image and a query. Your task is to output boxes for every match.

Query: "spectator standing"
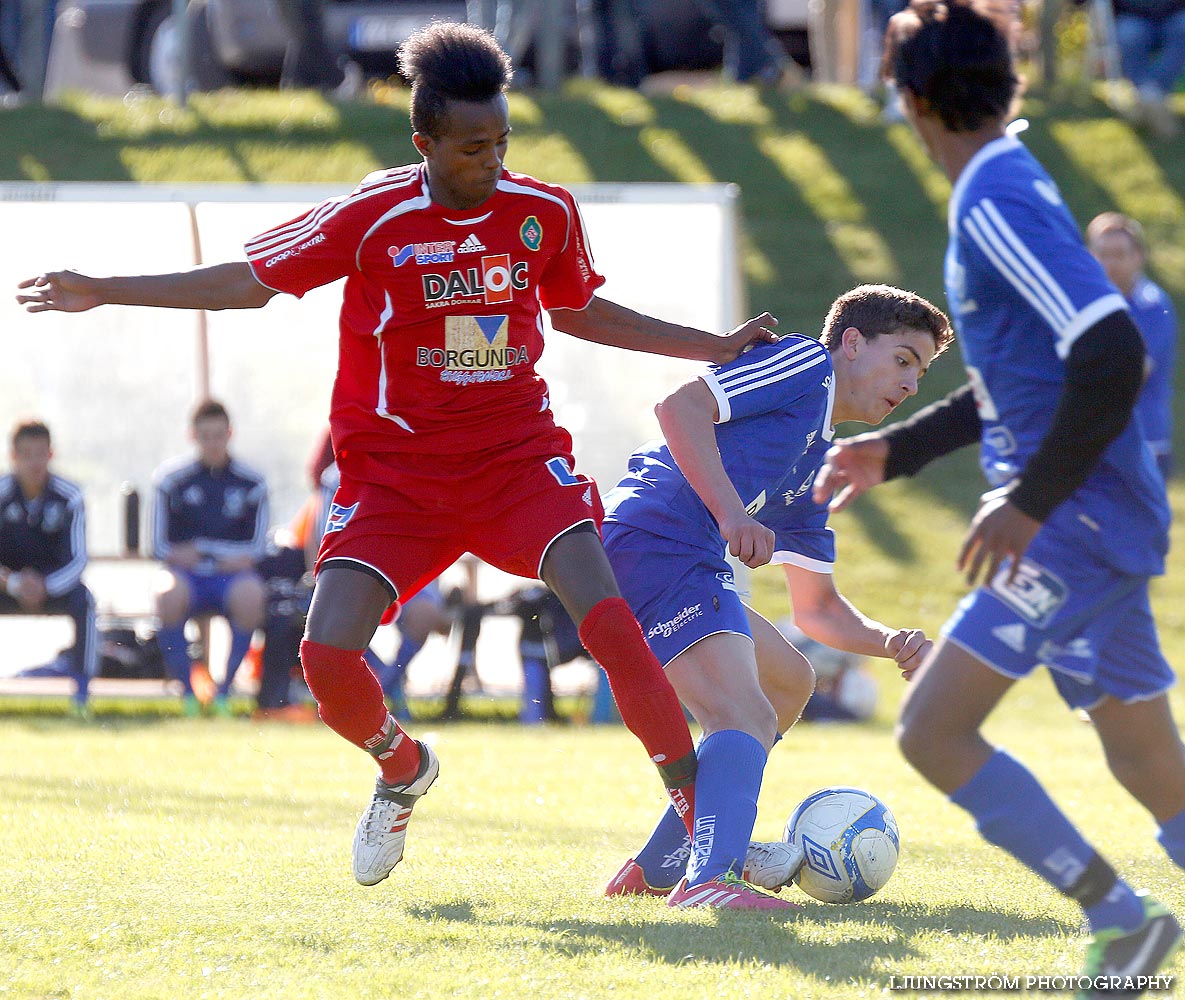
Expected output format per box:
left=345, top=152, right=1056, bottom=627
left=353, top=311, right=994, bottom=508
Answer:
left=1112, top=0, right=1185, bottom=137
left=150, top=399, right=269, bottom=717
left=697, top=0, right=793, bottom=84
left=0, top=419, right=97, bottom=715
left=273, top=0, right=361, bottom=96
left=1087, top=211, right=1178, bottom=479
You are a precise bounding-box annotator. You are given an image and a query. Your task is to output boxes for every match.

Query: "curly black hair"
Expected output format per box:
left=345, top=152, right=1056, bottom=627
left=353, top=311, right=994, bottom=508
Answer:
left=398, top=21, right=513, bottom=138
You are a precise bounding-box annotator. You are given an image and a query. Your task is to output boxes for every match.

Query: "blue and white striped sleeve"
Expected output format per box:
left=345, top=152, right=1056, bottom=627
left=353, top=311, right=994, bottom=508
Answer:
left=45, top=479, right=87, bottom=597
left=961, top=196, right=1126, bottom=360
left=701, top=337, right=829, bottom=423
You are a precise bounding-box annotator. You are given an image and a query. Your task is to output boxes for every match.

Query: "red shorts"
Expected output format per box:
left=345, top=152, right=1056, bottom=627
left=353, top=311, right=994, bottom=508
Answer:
left=317, top=441, right=604, bottom=603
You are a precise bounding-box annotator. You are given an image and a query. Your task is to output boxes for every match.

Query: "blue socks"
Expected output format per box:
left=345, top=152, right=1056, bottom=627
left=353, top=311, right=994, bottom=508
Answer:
left=520, top=655, right=550, bottom=723
left=952, top=750, right=1143, bottom=933
left=1157, top=807, right=1185, bottom=869
left=634, top=803, right=692, bottom=889
left=218, top=626, right=256, bottom=697
left=634, top=729, right=782, bottom=888
left=156, top=623, right=193, bottom=695
left=686, top=730, right=767, bottom=886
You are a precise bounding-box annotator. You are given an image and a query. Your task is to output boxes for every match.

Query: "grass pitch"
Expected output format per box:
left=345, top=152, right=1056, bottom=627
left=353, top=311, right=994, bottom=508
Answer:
left=2, top=77, right=1184, bottom=999
left=3, top=687, right=1185, bottom=1000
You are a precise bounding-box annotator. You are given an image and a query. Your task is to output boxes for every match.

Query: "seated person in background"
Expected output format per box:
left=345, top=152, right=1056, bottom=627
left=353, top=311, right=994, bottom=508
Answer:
left=1086, top=211, right=1178, bottom=479
left=0, top=419, right=98, bottom=715
left=151, top=399, right=269, bottom=716
left=1111, top=0, right=1185, bottom=138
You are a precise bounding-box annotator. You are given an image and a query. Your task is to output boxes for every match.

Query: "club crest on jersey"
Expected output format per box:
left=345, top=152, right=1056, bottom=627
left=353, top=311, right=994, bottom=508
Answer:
left=520, top=216, right=542, bottom=251
left=422, top=254, right=528, bottom=305
left=389, top=241, right=455, bottom=267
left=324, top=501, right=359, bottom=533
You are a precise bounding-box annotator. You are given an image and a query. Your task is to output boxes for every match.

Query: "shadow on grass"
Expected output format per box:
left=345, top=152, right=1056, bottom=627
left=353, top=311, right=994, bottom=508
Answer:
left=398, top=896, right=1072, bottom=976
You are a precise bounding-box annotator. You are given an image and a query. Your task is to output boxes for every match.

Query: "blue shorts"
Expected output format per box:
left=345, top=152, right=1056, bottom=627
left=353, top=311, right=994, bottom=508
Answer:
left=181, top=570, right=250, bottom=617
left=602, top=522, right=751, bottom=666
left=942, top=529, right=1174, bottom=710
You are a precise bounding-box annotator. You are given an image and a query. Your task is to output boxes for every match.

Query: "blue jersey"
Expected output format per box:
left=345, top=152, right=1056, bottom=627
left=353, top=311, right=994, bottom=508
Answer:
left=1127, top=275, right=1177, bottom=462
left=0, top=473, right=88, bottom=597
left=944, top=135, right=1169, bottom=576
left=603, top=336, right=837, bottom=572
left=151, top=457, right=269, bottom=573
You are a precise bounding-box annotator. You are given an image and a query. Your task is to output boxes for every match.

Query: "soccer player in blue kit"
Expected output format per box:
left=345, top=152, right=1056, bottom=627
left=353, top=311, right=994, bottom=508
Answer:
left=1086, top=212, right=1177, bottom=481
left=601, top=284, right=952, bottom=909
left=814, top=0, right=1184, bottom=986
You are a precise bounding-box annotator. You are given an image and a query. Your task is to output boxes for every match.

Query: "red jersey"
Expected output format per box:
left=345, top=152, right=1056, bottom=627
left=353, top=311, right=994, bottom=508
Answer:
left=245, top=165, right=606, bottom=466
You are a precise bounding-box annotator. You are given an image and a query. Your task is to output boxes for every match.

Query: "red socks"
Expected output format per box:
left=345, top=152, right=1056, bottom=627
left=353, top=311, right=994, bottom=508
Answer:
left=578, top=597, right=698, bottom=832
left=299, top=639, right=421, bottom=785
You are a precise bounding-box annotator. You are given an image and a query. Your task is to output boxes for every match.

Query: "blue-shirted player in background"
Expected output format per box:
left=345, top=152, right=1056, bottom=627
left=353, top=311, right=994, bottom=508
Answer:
left=815, top=0, right=1183, bottom=988
left=152, top=399, right=269, bottom=716
left=1087, top=212, right=1178, bottom=481
left=602, top=284, right=952, bottom=909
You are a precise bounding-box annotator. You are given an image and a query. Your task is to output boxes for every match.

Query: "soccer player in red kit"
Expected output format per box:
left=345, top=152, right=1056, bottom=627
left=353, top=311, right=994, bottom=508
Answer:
left=17, top=21, right=781, bottom=887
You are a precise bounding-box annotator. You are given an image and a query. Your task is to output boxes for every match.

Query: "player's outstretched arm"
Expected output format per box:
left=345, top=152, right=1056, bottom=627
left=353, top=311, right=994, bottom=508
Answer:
left=656, top=377, right=775, bottom=568
left=548, top=295, right=778, bottom=364
left=783, top=563, right=931, bottom=679
left=17, top=262, right=276, bottom=314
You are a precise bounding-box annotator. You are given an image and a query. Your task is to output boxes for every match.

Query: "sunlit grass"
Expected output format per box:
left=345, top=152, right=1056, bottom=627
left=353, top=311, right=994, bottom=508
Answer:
left=1051, top=118, right=1185, bottom=293
left=759, top=132, right=899, bottom=283
left=2, top=698, right=1184, bottom=999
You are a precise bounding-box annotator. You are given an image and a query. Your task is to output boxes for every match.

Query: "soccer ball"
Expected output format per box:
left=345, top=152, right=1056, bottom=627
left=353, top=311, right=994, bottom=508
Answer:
left=783, top=787, right=900, bottom=903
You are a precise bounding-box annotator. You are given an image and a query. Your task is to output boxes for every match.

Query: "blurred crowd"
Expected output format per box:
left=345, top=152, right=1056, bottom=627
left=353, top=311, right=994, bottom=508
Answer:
left=0, top=0, right=1180, bottom=134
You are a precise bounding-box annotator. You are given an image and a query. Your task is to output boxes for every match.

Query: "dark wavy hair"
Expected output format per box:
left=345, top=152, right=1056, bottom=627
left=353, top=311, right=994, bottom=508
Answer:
left=398, top=21, right=513, bottom=138
left=882, top=0, right=1020, bottom=132
left=820, top=284, right=954, bottom=356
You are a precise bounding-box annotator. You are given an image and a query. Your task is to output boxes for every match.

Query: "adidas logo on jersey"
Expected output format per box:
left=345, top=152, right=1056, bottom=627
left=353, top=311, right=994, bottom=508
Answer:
left=458, top=234, right=487, bottom=254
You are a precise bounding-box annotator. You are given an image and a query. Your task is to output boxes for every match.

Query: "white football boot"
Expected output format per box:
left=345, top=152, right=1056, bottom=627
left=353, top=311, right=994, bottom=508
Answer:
left=742, top=841, right=805, bottom=891
left=352, top=741, right=440, bottom=886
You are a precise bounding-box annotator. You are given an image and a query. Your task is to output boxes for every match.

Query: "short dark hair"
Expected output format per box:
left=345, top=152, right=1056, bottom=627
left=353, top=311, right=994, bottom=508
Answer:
left=191, top=399, right=230, bottom=427
left=11, top=419, right=51, bottom=450
left=883, top=0, right=1020, bottom=132
left=398, top=21, right=513, bottom=139
left=820, top=284, right=954, bottom=355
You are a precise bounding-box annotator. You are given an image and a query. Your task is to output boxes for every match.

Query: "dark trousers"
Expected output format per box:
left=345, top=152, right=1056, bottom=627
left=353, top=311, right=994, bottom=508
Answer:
left=0, top=582, right=98, bottom=702
left=273, top=0, right=344, bottom=90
